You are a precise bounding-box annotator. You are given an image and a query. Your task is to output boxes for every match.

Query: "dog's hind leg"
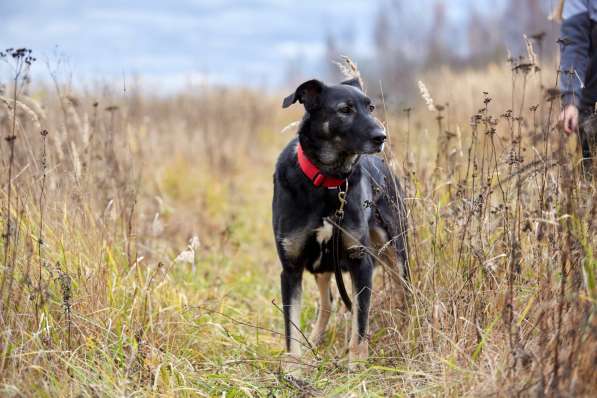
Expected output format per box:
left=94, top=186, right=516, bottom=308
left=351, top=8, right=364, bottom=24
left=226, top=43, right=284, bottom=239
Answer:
left=281, top=269, right=304, bottom=357
left=309, top=272, right=333, bottom=346
left=348, top=259, right=373, bottom=368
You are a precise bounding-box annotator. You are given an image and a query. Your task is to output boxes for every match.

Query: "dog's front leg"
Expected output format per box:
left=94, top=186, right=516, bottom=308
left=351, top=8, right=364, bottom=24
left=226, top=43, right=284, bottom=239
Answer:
left=348, top=257, right=373, bottom=368
left=309, top=272, right=333, bottom=346
left=281, top=268, right=304, bottom=359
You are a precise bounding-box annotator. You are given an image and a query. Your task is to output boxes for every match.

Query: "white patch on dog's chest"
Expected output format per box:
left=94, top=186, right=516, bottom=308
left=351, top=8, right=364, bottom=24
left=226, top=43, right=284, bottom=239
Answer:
left=315, top=219, right=333, bottom=244
left=313, top=219, right=333, bottom=270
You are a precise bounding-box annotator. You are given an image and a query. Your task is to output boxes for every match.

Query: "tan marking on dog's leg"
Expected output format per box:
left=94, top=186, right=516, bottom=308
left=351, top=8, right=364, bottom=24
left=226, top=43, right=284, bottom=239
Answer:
left=281, top=229, right=308, bottom=260
left=370, top=226, right=406, bottom=279
left=343, top=231, right=360, bottom=249
left=348, top=281, right=369, bottom=369
left=343, top=231, right=367, bottom=259
left=288, top=289, right=303, bottom=356
left=370, top=226, right=409, bottom=312
left=309, top=272, right=332, bottom=346
left=369, top=226, right=386, bottom=252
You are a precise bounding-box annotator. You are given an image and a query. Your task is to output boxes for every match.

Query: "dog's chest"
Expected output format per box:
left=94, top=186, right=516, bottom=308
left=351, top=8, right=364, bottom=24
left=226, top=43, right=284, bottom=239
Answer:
left=304, top=218, right=342, bottom=273
left=314, top=219, right=333, bottom=245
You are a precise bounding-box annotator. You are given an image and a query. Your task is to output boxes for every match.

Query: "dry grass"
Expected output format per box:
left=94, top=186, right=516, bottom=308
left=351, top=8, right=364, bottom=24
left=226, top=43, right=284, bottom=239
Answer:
left=0, top=48, right=595, bottom=397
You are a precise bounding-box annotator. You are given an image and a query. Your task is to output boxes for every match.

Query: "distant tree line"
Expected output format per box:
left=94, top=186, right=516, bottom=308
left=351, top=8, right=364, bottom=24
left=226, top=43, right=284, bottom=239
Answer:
left=318, top=0, right=558, bottom=102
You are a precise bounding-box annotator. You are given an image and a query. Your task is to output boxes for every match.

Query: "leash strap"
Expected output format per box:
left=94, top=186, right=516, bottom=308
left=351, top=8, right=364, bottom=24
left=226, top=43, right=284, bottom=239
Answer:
left=331, top=184, right=352, bottom=312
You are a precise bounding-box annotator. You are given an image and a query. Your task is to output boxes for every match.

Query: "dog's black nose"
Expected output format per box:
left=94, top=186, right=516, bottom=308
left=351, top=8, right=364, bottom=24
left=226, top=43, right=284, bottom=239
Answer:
left=371, top=130, right=387, bottom=146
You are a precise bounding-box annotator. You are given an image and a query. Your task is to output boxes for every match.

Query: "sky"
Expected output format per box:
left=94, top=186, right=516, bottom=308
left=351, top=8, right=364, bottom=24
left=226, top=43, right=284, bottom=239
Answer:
left=1, top=0, right=508, bottom=92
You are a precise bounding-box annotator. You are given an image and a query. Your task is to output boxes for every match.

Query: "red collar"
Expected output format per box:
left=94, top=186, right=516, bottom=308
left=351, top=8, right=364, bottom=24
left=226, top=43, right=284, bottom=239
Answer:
left=297, top=143, right=346, bottom=188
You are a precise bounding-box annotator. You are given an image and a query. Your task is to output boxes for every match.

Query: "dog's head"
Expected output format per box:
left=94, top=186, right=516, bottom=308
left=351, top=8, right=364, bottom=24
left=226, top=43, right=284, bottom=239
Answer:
left=283, top=78, right=386, bottom=158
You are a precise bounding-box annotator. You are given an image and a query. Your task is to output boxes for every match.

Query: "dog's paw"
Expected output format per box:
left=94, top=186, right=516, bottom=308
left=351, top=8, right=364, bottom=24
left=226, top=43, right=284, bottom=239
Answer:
left=347, top=359, right=367, bottom=372
left=281, top=353, right=306, bottom=377
left=348, top=339, right=369, bottom=371
left=308, top=329, right=325, bottom=347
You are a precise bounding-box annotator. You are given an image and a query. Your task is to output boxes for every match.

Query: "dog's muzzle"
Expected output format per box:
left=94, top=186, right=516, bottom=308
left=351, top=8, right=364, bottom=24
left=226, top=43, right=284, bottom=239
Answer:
left=367, top=128, right=386, bottom=153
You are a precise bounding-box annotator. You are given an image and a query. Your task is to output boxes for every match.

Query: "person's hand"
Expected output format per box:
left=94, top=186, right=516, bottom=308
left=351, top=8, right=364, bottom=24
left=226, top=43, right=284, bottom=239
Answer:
left=559, top=104, right=579, bottom=135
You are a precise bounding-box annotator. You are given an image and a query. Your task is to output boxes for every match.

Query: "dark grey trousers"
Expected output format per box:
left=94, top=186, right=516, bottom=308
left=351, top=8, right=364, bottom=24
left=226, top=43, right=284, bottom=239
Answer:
left=579, top=111, right=597, bottom=178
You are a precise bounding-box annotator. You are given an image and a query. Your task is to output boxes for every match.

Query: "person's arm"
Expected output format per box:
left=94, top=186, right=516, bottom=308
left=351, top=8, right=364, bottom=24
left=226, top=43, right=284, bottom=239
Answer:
left=559, top=0, right=591, bottom=134
left=559, top=0, right=591, bottom=108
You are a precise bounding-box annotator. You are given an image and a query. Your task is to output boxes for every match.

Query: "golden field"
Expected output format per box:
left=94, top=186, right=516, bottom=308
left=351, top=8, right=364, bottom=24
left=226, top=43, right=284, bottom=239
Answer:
left=0, top=49, right=595, bottom=397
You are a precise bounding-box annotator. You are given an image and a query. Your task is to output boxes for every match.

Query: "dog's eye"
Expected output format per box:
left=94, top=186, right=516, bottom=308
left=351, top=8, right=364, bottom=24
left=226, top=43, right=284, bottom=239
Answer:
left=368, top=104, right=375, bottom=112
left=339, top=106, right=352, bottom=114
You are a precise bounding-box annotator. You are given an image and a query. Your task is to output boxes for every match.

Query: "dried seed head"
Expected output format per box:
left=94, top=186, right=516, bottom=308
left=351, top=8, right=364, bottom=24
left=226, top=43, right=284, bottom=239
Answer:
left=417, top=80, right=437, bottom=112
left=151, top=213, right=164, bottom=237
left=556, top=37, right=572, bottom=47
left=175, top=249, right=195, bottom=265
left=333, top=55, right=363, bottom=89
left=545, top=87, right=561, bottom=103
left=280, top=120, right=300, bottom=134
left=523, top=34, right=538, bottom=66
left=530, top=31, right=546, bottom=42
left=189, top=236, right=201, bottom=251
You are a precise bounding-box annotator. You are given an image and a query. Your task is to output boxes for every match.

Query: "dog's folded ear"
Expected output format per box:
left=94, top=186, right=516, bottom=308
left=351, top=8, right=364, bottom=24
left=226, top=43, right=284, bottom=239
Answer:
left=341, top=77, right=363, bottom=91
left=282, top=79, right=325, bottom=110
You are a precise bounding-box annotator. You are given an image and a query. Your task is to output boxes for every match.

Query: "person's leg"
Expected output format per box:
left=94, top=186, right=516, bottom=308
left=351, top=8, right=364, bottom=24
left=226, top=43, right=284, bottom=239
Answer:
left=585, top=129, right=596, bottom=179
left=579, top=111, right=595, bottom=179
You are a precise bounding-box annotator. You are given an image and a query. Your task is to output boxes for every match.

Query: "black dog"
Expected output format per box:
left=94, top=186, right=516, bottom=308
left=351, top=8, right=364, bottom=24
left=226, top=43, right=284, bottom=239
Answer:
left=272, top=78, right=408, bottom=369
